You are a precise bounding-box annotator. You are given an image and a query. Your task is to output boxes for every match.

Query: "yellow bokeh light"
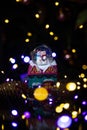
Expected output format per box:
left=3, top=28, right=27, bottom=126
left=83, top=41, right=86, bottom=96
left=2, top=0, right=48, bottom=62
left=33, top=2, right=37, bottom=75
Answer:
left=72, top=49, right=76, bottom=53
left=82, top=64, right=87, bottom=70
left=77, top=82, right=81, bottom=85
left=55, top=2, right=59, bottom=6
left=25, top=118, right=29, bottom=127
left=1, top=70, right=4, bottom=74
left=80, top=73, right=85, bottom=78
left=83, top=84, right=87, bottom=88
left=64, top=75, right=67, bottom=78
left=55, top=106, right=63, bottom=113
left=35, top=13, right=40, bottom=19
left=66, top=82, right=76, bottom=91
left=83, top=78, right=87, bottom=82
left=72, top=111, right=78, bottom=118
left=63, top=103, right=70, bottom=109
left=4, top=19, right=9, bottom=23
left=27, top=32, right=32, bottom=36
left=33, top=87, right=48, bottom=101
left=56, top=127, right=60, bottom=130
left=1, top=124, right=4, bottom=130
left=78, top=75, right=81, bottom=78
left=77, top=86, right=80, bottom=90
left=49, top=31, right=54, bottom=36
left=56, top=82, right=60, bottom=88
left=54, top=36, right=58, bottom=40
left=60, top=103, right=64, bottom=108
left=25, top=38, right=30, bottom=42
left=21, top=114, right=25, bottom=119
left=78, top=107, right=81, bottom=114
left=21, top=93, right=27, bottom=99
left=79, top=24, right=83, bottom=29
left=45, top=24, right=50, bottom=29
left=64, top=128, right=69, bottom=130
left=16, top=0, right=21, bottom=2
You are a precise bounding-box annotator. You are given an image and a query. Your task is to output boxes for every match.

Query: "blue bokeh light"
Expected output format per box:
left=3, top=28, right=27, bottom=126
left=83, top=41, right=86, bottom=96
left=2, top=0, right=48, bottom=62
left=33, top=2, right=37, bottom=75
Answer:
left=57, top=114, right=72, bottom=129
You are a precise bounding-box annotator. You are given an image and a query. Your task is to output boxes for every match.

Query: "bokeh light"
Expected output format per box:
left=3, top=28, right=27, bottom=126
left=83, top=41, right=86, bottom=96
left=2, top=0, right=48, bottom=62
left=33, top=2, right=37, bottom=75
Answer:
left=23, top=56, right=30, bottom=63
left=11, top=109, right=18, bottom=116
left=66, top=82, right=76, bottom=91
left=33, top=87, right=48, bottom=101
left=24, top=111, right=31, bottom=119
left=11, top=122, right=18, bottom=127
left=57, top=114, right=72, bottom=129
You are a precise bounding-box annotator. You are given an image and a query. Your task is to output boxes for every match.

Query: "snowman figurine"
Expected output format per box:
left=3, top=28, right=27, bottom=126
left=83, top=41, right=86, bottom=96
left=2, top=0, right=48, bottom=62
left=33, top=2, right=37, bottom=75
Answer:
left=27, top=44, right=58, bottom=88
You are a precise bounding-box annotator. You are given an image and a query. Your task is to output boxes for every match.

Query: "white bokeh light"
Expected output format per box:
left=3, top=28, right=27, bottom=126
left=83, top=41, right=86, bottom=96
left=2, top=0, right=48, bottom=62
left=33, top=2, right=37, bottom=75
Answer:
left=57, top=114, right=72, bottom=129
left=11, top=109, right=18, bottom=116
left=12, top=64, right=18, bottom=69
left=11, top=122, right=18, bottom=127
left=52, top=52, right=56, bottom=57
left=9, top=57, right=16, bottom=64
left=23, top=56, right=30, bottom=63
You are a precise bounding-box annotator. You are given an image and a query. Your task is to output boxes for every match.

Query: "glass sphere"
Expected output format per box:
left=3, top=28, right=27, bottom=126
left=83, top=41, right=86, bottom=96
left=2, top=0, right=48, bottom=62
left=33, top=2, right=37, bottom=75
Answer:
left=30, top=44, right=53, bottom=65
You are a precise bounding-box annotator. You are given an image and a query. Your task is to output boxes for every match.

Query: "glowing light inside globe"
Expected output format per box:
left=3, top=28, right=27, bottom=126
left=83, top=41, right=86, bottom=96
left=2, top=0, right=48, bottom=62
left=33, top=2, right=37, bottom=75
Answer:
left=33, top=87, right=48, bottom=101
left=31, top=44, right=53, bottom=64
left=57, top=115, right=72, bottom=129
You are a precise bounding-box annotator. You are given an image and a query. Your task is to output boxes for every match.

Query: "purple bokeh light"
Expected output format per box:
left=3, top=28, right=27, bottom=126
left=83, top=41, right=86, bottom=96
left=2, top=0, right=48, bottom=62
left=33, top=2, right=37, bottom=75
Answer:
left=74, top=118, right=78, bottom=122
left=38, top=115, right=42, bottom=120
left=74, top=95, right=78, bottom=99
left=82, top=101, right=87, bottom=105
left=24, top=111, right=31, bottom=119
